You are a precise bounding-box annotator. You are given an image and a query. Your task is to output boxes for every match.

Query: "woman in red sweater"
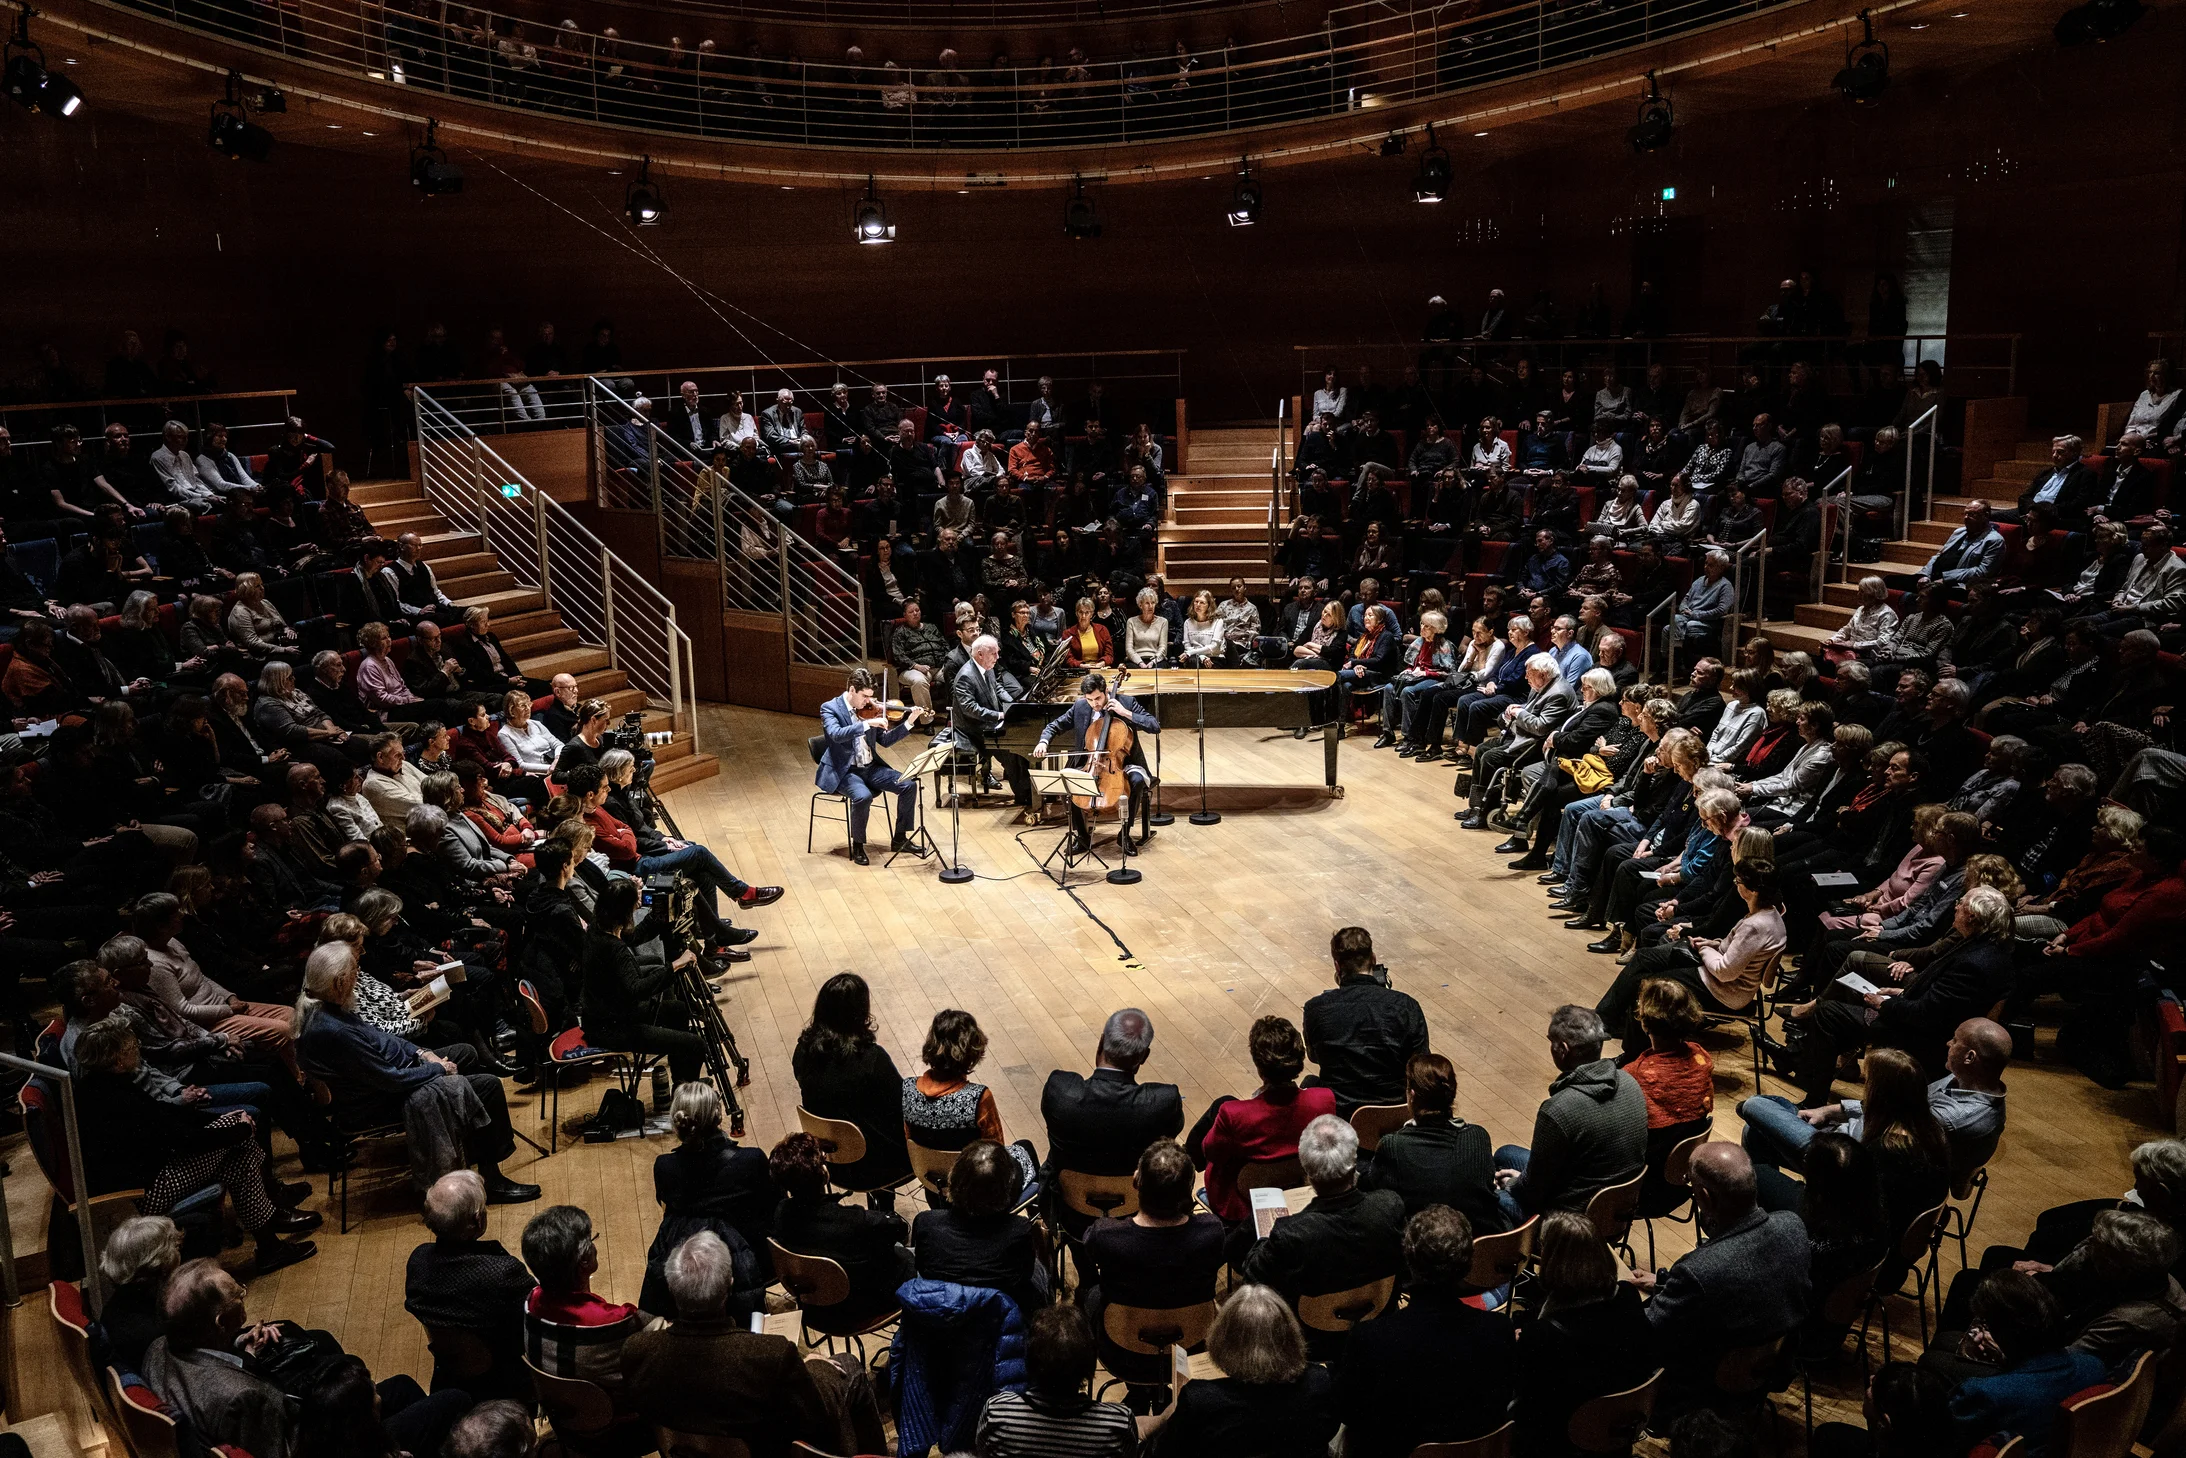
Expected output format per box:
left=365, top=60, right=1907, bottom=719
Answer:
left=1191, top=1015, right=1336, bottom=1223
left=2045, top=825, right=2186, bottom=1086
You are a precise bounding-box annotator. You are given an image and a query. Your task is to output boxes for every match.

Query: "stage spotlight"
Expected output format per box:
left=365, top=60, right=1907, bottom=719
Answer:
left=409, top=118, right=462, bottom=195
left=852, top=175, right=894, bottom=244
left=1227, top=160, right=1261, bottom=227
left=2055, top=0, right=2144, bottom=43
left=1062, top=176, right=1101, bottom=239
left=1627, top=72, right=1673, bottom=152
left=1831, top=11, right=1890, bottom=102
left=4, top=8, right=83, bottom=117
left=1412, top=125, right=1451, bottom=203
left=625, top=157, right=665, bottom=226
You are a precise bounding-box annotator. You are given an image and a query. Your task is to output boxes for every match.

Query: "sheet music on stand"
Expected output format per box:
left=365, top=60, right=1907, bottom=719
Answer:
left=901, top=738, right=958, bottom=780
left=1029, top=765, right=1101, bottom=802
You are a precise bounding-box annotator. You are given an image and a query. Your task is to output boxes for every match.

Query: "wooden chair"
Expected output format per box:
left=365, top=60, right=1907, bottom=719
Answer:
left=423, top=1325, right=497, bottom=1385
left=1584, top=1170, right=1646, bottom=1249
left=1297, top=1275, right=1397, bottom=1334
left=1700, top=949, right=1784, bottom=1092
left=1056, top=1168, right=1139, bottom=1223
left=1638, top=1132, right=1710, bottom=1270
left=1349, top=1104, right=1412, bottom=1152
left=653, top=1427, right=755, bottom=1458
left=768, top=1238, right=900, bottom=1363
left=525, top=1357, right=621, bottom=1458
left=1860, top=1201, right=1952, bottom=1353
left=1407, top=1422, right=1515, bottom=1458
left=107, top=1367, right=180, bottom=1458
left=1466, top=1215, right=1537, bottom=1301
left=1235, top=1156, right=1305, bottom=1194
left=905, top=1135, right=961, bottom=1203
left=2052, top=1348, right=2157, bottom=1458
left=795, top=1108, right=911, bottom=1200
left=1714, top=1332, right=1792, bottom=1397
left=1935, top=1141, right=2002, bottom=1277
left=1566, top=1369, right=1663, bottom=1455
left=520, top=981, right=659, bottom=1156
left=1101, top=1299, right=1218, bottom=1355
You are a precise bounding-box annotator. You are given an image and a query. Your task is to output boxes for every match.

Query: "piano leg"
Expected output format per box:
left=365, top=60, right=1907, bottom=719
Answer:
left=1323, top=722, right=1345, bottom=796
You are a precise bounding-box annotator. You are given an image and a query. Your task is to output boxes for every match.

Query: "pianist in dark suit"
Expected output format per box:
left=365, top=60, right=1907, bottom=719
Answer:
left=1033, top=671, right=1160, bottom=855
left=1039, top=1007, right=1186, bottom=1237
left=950, top=637, right=1034, bottom=809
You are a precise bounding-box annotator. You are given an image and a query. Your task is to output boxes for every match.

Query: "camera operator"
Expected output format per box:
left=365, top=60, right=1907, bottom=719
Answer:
left=578, top=879, right=707, bottom=1086
left=563, top=764, right=781, bottom=959
left=1301, top=926, right=1431, bottom=1116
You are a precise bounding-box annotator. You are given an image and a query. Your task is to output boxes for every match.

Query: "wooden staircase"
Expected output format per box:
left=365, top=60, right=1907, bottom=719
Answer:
left=352, top=478, right=719, bottom=792
left=1157, top=423, right=1282, bottom=594
left=1759, top=431, right=2057, bottom=660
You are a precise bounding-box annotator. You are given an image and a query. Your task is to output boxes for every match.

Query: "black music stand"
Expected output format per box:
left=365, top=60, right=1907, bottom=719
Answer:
left=1189, top=663, right=1220, bottom=826
left=886, top=772, right=940, bottom=868
left=1028, top=765, right=1111, bottom=887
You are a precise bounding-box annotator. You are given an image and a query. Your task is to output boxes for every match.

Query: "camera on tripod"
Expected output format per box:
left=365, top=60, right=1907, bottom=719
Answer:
left=602, top=711, right=657, bottom=788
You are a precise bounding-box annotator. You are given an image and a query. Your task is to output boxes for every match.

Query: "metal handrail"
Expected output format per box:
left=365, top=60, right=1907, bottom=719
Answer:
left=1723, top=527, right=1768, bottom=657
left=413, top=388, right=698, bottom=748
left=1266, top=399, right=1287, bottom=605
left=0, top=388, right=299, bottom=456
left=78, top=0, right=1822, bottom=155
left=1899, top=402, right=1941, bottom=542
left=1815, top=460, right=1857, bottom=587
left=1641, top=590, right=1677, bottom=682
left=588, top=380, right=868, bottom=669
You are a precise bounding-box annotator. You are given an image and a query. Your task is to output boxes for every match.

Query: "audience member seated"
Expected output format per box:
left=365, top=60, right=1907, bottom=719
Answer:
left=1936, top=1271, right=2106, bottom=1455
left=144, top=1259, right=304, bottom=1458
left=1238, top=1114, right=1406, bottom=1357
left=1040, top=1007, right=1184, bottom=1234
left=93, top=1215, right=184, bottom=1375
left=640, top=1080, right=777, bottom=1318
left=521, top=1203, right=647, bottom=1410
left=1078, top=1140, right=1226, bottom=1377
left=1335, top=1206, right=1515, bottom=1457
left=912, top=1138, right=1050, bottom=1314
left=1360, top=1052, right=1505, bottom=1232
left=1301, top=925, right=1431, bottom=1116
left=1191, top=1015, right=1337, bottom=1224
left=978, top=1304, right=1155, bottom=1458
left=769, top=1131, right=915, bottom=1326
left=404, top=1170, right=536, bottom=1403
left=1154, top=1284, right=1338, bottom=1458
left=1513, top=1210, right=1655, bottom=1454
left=904, top=1007, right=1041, bottom=1197
left=791, top=972, right=913, bottom=1199
left=1494, top=1005, right=1648, bottom=1223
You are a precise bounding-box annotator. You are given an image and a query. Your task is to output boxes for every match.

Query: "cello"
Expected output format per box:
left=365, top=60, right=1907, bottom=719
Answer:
left=1070, top=671, right=1135, bottom=818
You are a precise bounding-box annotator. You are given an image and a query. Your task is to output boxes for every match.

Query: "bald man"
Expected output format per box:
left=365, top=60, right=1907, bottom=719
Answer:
left=1633, top=1142, right=1810, bottom=1409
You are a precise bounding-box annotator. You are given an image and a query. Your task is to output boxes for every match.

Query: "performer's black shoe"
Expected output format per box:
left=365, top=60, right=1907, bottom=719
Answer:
left=891, top=832, right=913, bottom=853
left=851, top=843, right=870, bottom=866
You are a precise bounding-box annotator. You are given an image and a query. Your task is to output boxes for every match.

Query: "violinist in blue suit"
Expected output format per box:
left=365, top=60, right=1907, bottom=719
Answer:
left=818, top=667, right=930, bottom=865
left=1034, top=671, right=1161, bottom=856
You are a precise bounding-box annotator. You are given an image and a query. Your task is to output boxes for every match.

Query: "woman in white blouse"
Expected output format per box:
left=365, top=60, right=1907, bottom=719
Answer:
left=1178, top=590, right=1226, bottom=668
left=716, top=389, right=759, bottom=452
left=2121, top=359, right=2181, bottom=446
left=1123, top=587, right=1170, bottom=667
left=1647, top=478, right=1703, bottom=543
left=325, top=760, right=384, bottom=843
left=225, top=572, right=298, bottom=659
left=497, top=688, right=564, bottom=775
left=1453, top=614, right=1508, bottom=689
left=1705, top=667, right=1770, bottom=765
left=1825, top=576, right=1899, bottom=665
left=1312, top=369, right=1348, bottom=422
left=1470, top=417, right=1513, bottom=476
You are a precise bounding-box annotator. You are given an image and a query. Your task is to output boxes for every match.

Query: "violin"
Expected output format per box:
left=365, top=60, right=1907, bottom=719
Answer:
left=855, top=698, right=924, bottom=726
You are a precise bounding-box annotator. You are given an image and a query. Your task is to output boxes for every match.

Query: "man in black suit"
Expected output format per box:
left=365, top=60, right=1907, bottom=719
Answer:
left=1498, top=667, right=1622, bottom=858
left=404, top=1170, right=536, bottom=1403
left=1240, top=1113, right=1406, bottom=1358
left=1769, top=477, right=1824, bottom=580
left=1303, top=926, right=1431, bottom=1116
left=1334, top=1206, right=1517, bottom=1458
left=1039, top=1008, right=1185, bottom=1236
left=340, top=539, right=408, bottom=632
left=949, top=636, right=1032, bottom=809
left=1671, top=657, right=1727, bottom=740
left=662, top=380, right=713, bottom=455
left=1636, top=1142, right=1810, bottom=1413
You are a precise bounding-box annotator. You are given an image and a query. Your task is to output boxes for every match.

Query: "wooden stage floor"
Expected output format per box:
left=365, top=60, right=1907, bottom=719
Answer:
left=4, top=700, right=2170, bottom=1442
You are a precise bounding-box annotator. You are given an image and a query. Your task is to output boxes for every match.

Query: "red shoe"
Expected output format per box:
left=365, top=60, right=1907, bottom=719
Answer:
left=738, top=886, right=784, bottom=909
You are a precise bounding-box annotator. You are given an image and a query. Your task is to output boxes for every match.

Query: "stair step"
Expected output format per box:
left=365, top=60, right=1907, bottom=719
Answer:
left=650, top=751, right=720, bottom=792
left=1162, top=522, right=1278, bottom=544
left=506, top=627, right=582, bottom=657
left=1172, top=505, right=1270, bottom=526
left=601, top=686, right=648, bottom=716
left=495, top=608, right=562, bottom=639
left=1751, top=623, right=1838, bottom=656
left=458, top=587, right=546, bottom=617
left=433, top=551, right=502, bottom=580
left=530, top=647, right=614, bottom=678
left=353, top=480, right=424, bottom=507
left=1793, top=602, right=1852, bottom=629
left=1991, top=459, right=2044, bottom=484
left=576, top=667, right=632, bottom=698
left=442, top=569, right=517, bottom=597
left=365, top=502, right=449, bottom=528
left=1909, top=521, right=1954, bottom=546
left=1881, top=541, right=1931, bottom=566
left=415, top=530, right=483, bottom=562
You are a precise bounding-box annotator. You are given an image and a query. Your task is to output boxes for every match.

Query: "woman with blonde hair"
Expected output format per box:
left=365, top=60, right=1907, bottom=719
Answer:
left=1826, top=576, right=1899, bottom=665
left=1179, top=589, right=1225, bottom=668
left=225, top=571, right=298, bottom=658
left=1155, top=1283, right=1337, bottom=1458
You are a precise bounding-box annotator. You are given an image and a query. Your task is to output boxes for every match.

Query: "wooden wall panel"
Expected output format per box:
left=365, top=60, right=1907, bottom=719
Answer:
left=721, top=609, right=792, bottom=710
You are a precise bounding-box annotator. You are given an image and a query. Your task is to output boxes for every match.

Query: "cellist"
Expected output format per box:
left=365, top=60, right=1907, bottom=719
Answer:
left=1033, top=671, right=1161, bottom=857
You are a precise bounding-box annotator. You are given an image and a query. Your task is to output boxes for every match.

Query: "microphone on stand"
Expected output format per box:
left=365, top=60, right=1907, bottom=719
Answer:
left=1189, top=660, right=1220, bottom=826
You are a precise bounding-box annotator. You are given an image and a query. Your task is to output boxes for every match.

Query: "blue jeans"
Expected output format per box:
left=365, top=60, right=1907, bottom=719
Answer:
left=1560, top=804, right=1643, bottom=896
left=1739, top=1094, right=1816, bottom=1172
left=634, top=842, right=750, bottom=912
left=1492, top=1143, right=1531, bottom=1226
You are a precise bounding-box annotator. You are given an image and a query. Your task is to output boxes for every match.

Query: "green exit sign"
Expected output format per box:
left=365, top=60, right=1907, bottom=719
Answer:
left=500, top=482, right=523, bottom=498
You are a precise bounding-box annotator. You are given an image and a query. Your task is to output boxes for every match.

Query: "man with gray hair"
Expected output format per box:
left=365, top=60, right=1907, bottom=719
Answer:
left=144, top=1259, right=294, bottom=1458
left=442, top=1400, right=537, bottom=1458
left=1038, top=1008, right=1184, bottom=1233
left=1633, top=1142, right=1810, bottom=1409
left=950, top=631, right=1033, bottom=809
left=1458, top=652, right=1575, bottom=829
left=404, top=1170, right=535, bottom=1402
left=1240, top=1113, right=1407, bottom=1357
left=622, top=1231, right=840, bottom=1456
left=1492, top=1005, right=1647, bottom=1223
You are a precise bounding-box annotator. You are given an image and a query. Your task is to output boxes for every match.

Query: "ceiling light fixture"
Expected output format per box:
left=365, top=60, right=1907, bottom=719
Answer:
left=1227, top=159, right=1261, bottom=227
left=1627, top=70, right=1673, bottom=151
left=852, top=175, right=894, bottom=244
left=625, top=156, right=665, bottom=226
left=1412, top=125, right=1451, bottom=202
left=1063, top=175, right=1102, bottom=238
left=409, top=118, right=463, bottom=195
left=1832, top=10, right=1891, bottom=102
left=4, top=5, right=84, bottom=117
left=207, top=71, right=272, bottom=160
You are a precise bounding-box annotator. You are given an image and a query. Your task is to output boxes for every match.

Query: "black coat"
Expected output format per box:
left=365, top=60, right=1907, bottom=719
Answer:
left=773, top=1193, right=909, bottom=1326
left=1238, top=1186, right=1406, bottom=1355
left=1302, top=981, right=1431, bottom=1115
left=1336, top=1290, right=1517, bottom=1458
left=1512, top=1287, right=1655, bottom=1458
left=791, top=1039, right=912, bottom=1188
left=1039, top=1066, right=1185, bottom=1194
left=1873, top=938, right=2014, bottom=1063
left=1359, top=1115, right=1506, bottom=1233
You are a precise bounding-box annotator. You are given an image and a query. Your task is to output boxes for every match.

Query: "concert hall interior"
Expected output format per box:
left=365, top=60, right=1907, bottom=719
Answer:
left=5, top=0, right=2186, bottom=1455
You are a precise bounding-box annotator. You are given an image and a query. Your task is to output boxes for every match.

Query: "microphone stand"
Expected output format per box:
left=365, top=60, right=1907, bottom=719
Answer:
left=1148, top=724, right=1173, bottom=827
left=939, top=741, right=973, bottom=884
left=1189, top=661, right=1220, bottom=826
